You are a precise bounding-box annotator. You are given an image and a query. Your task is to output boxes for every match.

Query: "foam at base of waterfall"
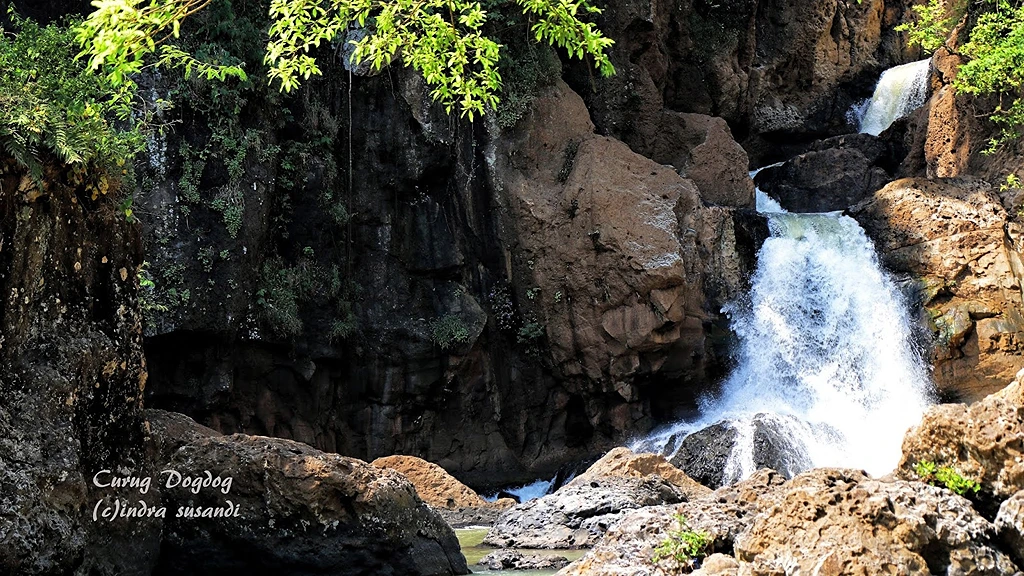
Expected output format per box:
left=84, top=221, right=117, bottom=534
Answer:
left=635, top=200, right=934, bottom=480
left=858, top=59, right=931, bottom=136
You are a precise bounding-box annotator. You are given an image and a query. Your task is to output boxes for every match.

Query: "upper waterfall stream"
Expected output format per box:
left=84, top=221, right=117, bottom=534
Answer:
left=856, top=59, right=931, bottom=135
left=634, top=187, right=934, bottom=483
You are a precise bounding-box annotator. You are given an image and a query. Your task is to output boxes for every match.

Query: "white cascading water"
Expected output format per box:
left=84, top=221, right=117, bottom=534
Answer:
left=633, top=184, right=934, bottom=483
left=856, top=59, right=931, bottom=136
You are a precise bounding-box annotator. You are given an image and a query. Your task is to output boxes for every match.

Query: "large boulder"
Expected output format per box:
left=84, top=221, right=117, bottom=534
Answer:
left=145, top=412, right=469, bottom=576
left=850, top=177, right=1024, bottom=401
left=372, top=455, right=513, bottom=527
left=372, top=455, right=492, bottom=508
left=567, top=447, right=710, bottom=500
left=669, top=414, right=814, bottom=488
left=897, top=371, right=1024, bottom=513
left=734, top=469, right=1019, bottom=575
left=754, top=133, right=895, bottom=212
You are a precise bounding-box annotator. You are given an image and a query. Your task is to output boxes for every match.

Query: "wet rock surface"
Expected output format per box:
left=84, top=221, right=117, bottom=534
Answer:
left=669, top=414, right=814, bottom=488
left=755, top=133, right=896, bottom=212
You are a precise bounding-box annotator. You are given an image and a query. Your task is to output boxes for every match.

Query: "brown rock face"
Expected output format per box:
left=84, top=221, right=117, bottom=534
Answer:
left=898, top=372, right=1024, bottom=512
left=630, top=110, right=756, bottom=208
left=147, top=413, right=469, bottom=576
left=734, top=469, right=1018, bottom=575
left=371, top=454, right=515, bottom=526
left=140, top=65, right=763, bottom=489
left=850, top=177, right=1024, bottom=401
left=490, top=80, right=760, bottom=451
left=572, top=0, right=918, bottom=164
left=373, top=455, right=491, bottom=509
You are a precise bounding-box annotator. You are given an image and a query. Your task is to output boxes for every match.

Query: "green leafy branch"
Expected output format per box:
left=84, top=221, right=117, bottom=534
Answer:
left=76, top=0, right=248, bottom=98
left=78, top=0, right=615, bottom=120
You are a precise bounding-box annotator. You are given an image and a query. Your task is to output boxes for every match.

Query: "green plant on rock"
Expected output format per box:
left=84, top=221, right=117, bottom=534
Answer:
left=256, top=255, right=353, bottom=340
left=209, top=185, right=245, bottom=238
left=516, top=319, right=545, bottom=344
left=138, top=261, right=169, bottom=318
left=430, top=314, right=470, bottom=350
left=914, top=460, right=981, bottom=496
left=651, top=513, right=711, bottom=574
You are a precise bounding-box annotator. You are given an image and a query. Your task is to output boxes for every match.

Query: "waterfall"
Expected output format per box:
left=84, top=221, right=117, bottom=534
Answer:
left=856, top=59, right=931, bottom=136
left=634, top=190, right=934, bottom=482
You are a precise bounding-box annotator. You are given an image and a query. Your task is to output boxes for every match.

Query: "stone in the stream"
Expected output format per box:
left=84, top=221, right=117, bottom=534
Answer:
left=484, top=448, right=706, bottom=549
left=479, top=550, right=570, bottom=571
left=670, top=414, right=813, bottom=488
left=484, top=476, right=687, bottom=549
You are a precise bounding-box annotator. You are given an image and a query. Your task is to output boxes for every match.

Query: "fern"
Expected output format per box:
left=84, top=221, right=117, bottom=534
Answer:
left=0, top=13, right=142, bottom=183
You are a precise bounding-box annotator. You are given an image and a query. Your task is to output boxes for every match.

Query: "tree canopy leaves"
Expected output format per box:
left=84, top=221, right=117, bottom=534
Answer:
left=77, top=0, right=616, bottom=120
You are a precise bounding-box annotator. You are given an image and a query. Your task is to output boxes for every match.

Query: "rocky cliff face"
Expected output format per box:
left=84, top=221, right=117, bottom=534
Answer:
left=0, top=161, right=151, bottom=574
left=138, top=67, right=763, bottom=488
left=567, top=0, right=920, bottom=165
left=130, top=0, right=931, bottom=490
